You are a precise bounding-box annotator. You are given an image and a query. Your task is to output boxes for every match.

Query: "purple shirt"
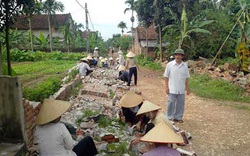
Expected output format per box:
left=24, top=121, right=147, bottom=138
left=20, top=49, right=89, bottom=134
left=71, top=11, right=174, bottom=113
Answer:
left=142, top=146, right=181, bottom=156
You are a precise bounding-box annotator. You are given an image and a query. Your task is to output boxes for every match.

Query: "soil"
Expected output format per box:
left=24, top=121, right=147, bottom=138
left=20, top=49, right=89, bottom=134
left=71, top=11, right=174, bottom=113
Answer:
left=133, top=67, right=250, bottom=156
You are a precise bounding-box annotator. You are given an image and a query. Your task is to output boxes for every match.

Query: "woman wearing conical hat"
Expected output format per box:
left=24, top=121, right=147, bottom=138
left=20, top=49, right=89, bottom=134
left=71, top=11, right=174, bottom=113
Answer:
left=125, top=51, right=139, bottom=86
left=35, top=99, right=98, bottom=156
left=136, top=100, right=173, bottom=129
left=78, top=58, right=95, bottom=77
left=119, top=92, right=149, bottom=129
left=140, top=122, right=184, bottom=156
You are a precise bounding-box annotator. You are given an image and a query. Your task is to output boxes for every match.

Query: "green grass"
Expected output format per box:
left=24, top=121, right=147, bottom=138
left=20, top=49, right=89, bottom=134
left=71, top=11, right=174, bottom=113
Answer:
left=82, top=110, right=99, bottom=118
left=12, top=60, right=76, bottom=84
left=190, top=74, right=250, bottom=103
left=11, top=60, right=77, bottom=101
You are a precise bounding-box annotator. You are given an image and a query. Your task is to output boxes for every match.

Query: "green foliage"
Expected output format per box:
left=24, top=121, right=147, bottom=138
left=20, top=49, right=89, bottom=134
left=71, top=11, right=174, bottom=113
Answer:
left=109, top=89, right=115, bottom=99
left=2, top=49, right=85, bottom=62
left=189, top=74, right=250, bottom=103
left=23, top=77, right=61, bottom=101
left=106, top=34, right=132, bottom=52
left=2, top=63, right=17, bottom=76
left=82, top=110, right=99, bottom=118
left=107, top=142, right=128, bottom=155
left=98, top=116, right=112, bottom=128
left=135, top=54, right=163, bottom=70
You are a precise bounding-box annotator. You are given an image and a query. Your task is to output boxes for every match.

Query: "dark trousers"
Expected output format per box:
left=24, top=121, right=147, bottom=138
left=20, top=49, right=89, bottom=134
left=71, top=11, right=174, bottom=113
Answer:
left=86, top=70, right=93, bottom=76
left=128, top=67, right=137, bottom=86
left=73, top=136, right=98, bottom=156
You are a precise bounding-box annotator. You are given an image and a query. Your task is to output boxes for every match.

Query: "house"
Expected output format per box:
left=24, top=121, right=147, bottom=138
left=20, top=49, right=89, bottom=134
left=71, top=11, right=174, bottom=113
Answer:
left=133, top=26, right=168, bottom=57
left=12, top=13, right=74, bottom=41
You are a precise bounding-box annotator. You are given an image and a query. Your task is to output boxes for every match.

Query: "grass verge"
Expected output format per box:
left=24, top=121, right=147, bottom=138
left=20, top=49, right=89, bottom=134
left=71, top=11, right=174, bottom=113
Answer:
left=189, top=74, right=250, bottom=103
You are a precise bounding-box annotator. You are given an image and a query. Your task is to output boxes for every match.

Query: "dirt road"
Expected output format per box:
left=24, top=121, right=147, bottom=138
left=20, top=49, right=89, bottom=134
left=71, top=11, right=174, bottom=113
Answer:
left=134, top=67, right=250, bottom=156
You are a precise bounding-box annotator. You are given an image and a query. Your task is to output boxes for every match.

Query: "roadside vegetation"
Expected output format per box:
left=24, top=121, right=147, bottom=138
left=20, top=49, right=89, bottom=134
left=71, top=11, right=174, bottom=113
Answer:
left=6, top=50, right=85, bottom=101
left=189, top=74, right=250, bottom=103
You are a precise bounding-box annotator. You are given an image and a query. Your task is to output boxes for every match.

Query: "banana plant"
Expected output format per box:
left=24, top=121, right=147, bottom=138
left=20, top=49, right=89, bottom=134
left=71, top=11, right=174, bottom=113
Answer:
left=178, top=4, right=214, bottom=49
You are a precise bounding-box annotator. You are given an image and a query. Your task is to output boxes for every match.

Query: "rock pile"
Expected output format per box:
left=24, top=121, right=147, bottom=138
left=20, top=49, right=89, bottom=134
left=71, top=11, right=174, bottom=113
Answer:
left=188, top=60, right=250, bottom=94
left=60, top=67, right=136, bottom=155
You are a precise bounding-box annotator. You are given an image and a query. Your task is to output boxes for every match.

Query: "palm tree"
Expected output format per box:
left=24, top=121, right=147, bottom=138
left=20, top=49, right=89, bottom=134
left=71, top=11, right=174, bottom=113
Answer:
left=42, top=0, right=64, bottom=52
left=59, top=23, right=74, bottom=52
left=118, top=21, right=127, bottom=35
left=124, top=0, right=136, bottom=29
left=22, top=0, right=42, bottom=51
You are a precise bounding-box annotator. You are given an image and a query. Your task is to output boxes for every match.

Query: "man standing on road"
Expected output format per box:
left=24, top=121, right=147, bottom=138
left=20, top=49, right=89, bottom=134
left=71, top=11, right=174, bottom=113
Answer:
left=163, top=49, right=190, bottom=123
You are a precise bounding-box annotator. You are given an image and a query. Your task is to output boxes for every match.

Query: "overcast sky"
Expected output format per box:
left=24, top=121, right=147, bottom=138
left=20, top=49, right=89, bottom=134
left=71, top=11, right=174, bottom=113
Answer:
left=57, top=0, right=138, bottom=40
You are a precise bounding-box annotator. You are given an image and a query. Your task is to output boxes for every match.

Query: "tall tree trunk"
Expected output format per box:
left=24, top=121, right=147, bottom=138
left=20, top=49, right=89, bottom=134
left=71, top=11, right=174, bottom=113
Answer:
left=5, top=4, right=11, bottom=76
left=29, top=16, right=34, bottom=51
left=132, top=11, right=134, bottom=28
left=146, top=27, right=148, bottom=54
left=0, top=42, right=3, bottom=75
left=159, top=25, right=163, bottom=62
left=48, top=12, right=53, bottom=52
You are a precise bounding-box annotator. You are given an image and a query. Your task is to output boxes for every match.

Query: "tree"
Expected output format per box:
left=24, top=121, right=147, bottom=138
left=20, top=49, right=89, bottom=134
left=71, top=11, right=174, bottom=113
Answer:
left=178, top=4, right=214, bottom=49
left=59, top=23, right=75, bottom=52
left=118, top=21, right=127, bottom=35
left=0, top=0, right=29, bottom=76
left=42, top=0, right=64, bottom=52
left=21, top=0, right=42, bottom=51
left=135, top=0, right=154, bottom=53
left=124, top=0, right=136, bottom=29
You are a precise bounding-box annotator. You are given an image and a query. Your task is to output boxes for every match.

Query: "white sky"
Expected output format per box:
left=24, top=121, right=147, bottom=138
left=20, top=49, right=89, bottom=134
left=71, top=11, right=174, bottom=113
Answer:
left=57, top=0, right=138, bottom=40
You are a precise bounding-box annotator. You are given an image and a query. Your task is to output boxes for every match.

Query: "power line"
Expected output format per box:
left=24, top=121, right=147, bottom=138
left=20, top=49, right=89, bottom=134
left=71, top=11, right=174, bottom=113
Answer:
left=88, top=12, right=95, bottom=31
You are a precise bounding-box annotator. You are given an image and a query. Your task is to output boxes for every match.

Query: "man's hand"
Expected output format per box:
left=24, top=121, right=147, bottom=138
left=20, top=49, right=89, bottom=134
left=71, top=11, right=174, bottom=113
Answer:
left=165, top=88, right=169, bottom=94
left=186, top=88, right=190, bottom=95
left=130, top=138, right=141, bottom=145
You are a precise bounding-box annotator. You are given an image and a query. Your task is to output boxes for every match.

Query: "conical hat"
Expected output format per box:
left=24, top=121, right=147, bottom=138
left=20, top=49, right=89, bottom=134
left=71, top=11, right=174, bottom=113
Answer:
left=118, top=50, right=123, bottom=54
left=136, top=100, right=162, bottom=116
left=119, top=91, right=143, bottom=108
left=87, top=56, right=93, bottom=60
left=109, top=57, right=113, bottom=61
left=126, top=51, right=136, bottom=58
left=118, top=65, right=125, bottom=71
left=36, top=99, right=70, bottom=125
left=140, top=121, right=184, bottom=144
left=101, top=58, right=105, bottom=63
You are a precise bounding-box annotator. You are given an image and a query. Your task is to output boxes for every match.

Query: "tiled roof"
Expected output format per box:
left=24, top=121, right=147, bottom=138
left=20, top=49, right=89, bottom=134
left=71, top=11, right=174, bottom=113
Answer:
left=137, top=26, right=157, bottom=40
left=11, top=13, right=72, bottom=30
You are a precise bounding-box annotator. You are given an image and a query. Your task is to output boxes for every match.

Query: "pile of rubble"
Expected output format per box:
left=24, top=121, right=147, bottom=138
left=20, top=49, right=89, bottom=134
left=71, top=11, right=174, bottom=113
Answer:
left=188, top=60, right=250, bottom=94
left=60, top=67, right=136, bottom=155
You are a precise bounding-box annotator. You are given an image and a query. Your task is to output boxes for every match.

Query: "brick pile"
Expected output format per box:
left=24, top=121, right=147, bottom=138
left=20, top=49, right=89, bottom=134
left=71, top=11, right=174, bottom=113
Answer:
left=23, top=99, right=41, bottom=147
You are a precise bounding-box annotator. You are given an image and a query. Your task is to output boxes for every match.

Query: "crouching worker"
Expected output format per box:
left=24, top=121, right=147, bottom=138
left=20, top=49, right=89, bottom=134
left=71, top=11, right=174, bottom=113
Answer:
left=35, top=99, right=98, bottom=156
left=119, top=92, right=149, bottom=131
left=79, top=58, right=94, bottom=77
left=140, top=121, right=184, bottom=156
left=129, top=101, right=173, bottom=149
left=117, top=65, right=129, bottom=83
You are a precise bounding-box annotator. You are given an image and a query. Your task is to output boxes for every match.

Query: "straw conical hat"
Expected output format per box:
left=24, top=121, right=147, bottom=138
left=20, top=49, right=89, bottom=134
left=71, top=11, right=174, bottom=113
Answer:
left=136, top=100, right=162, bottom=116
left=118, top=50, right=123, bottom=54
left=80, top=57, right=88, bottom=61
left=126, top=51, right=136, bottom=58
left=140, top=121, right=184, bottom=144
left=109, top=57, right=113, bottom=61
left=87, top=56, right=93, bottom=60
left=36, top=99, right=70, bottom=125
left=101, top=58, right=105, bottom=63
left=118, top=65, right=125, bottom=71
left=119, top=91, right=143, bottom=108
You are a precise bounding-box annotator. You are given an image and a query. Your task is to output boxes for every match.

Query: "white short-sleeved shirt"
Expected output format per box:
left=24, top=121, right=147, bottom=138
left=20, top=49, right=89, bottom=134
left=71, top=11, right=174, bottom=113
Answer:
left=34, top=123, right=77, bottom=156
left=163, top=60, right=190, bottom=94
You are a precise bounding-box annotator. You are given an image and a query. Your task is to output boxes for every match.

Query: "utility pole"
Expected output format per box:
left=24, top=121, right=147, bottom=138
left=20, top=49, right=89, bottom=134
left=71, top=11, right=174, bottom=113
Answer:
left=85, top=3, right=90, bottom=53
left=75, top=0, right=90, bottom=53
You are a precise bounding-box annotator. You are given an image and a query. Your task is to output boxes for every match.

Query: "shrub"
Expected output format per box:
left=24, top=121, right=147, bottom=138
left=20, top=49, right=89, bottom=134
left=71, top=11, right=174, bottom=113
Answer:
left=135, top=54, right=163, bottom=71
left=23, top=77, right=61, bottom=102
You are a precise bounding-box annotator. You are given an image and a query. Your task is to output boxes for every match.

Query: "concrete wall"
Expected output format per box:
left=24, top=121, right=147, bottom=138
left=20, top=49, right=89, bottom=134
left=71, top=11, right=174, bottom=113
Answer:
left=0, top=76, right=25, bottom=143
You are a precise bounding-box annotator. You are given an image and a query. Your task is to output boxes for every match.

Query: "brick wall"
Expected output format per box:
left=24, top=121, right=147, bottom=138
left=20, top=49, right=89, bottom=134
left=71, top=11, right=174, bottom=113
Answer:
left=23, top=100, right=41, bottom=147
